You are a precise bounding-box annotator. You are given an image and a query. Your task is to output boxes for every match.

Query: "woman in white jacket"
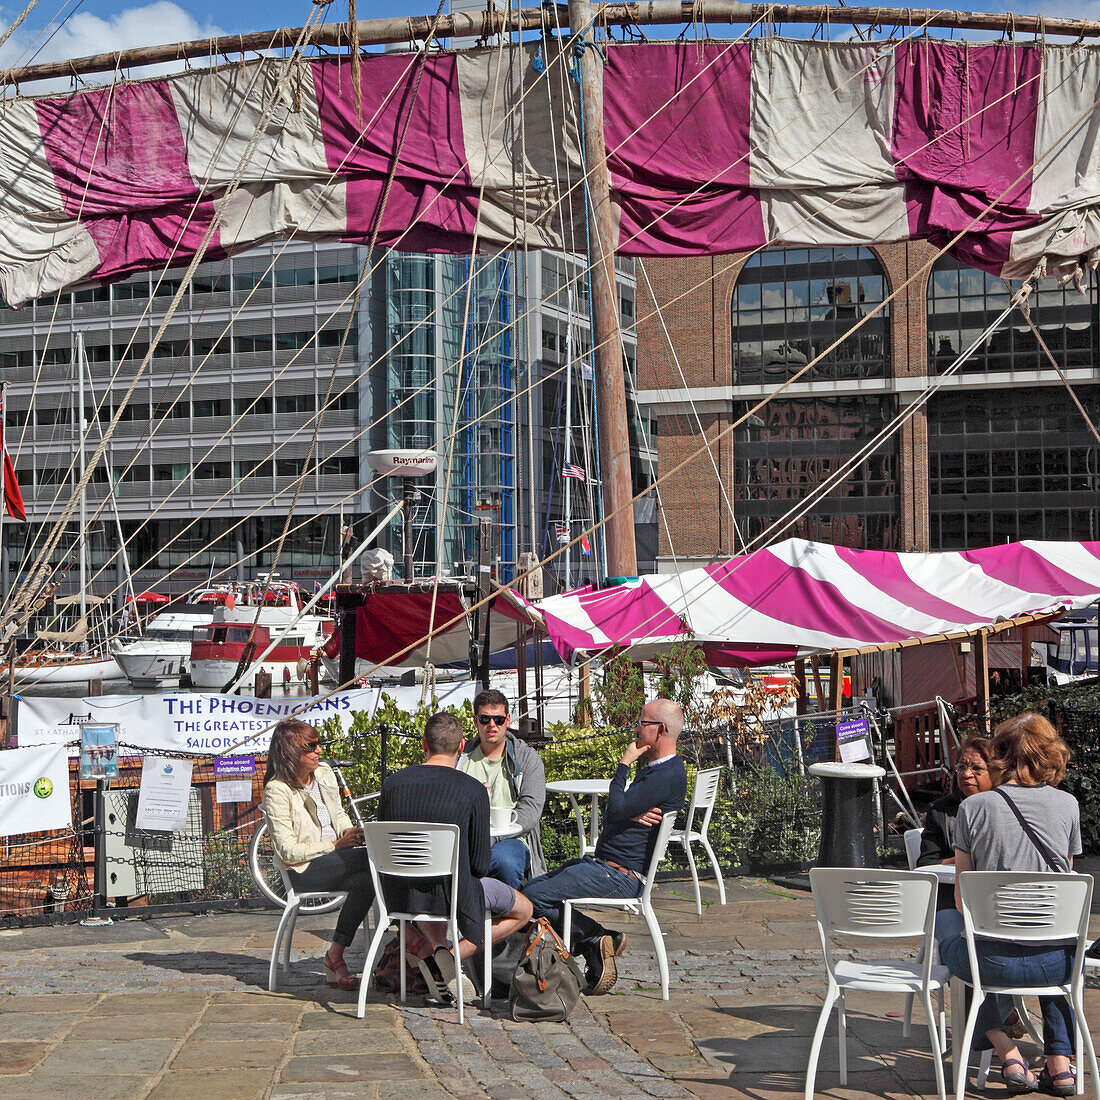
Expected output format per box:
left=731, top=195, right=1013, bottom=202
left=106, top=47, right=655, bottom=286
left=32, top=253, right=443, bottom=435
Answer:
left=261, top=718, right=372, bottom=991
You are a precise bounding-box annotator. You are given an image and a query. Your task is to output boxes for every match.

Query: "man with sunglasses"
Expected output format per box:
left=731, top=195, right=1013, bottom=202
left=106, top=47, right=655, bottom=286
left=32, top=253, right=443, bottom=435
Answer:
left=523, top=698, right=687, bottom=996
left=458, top=689, right=546, bottom=889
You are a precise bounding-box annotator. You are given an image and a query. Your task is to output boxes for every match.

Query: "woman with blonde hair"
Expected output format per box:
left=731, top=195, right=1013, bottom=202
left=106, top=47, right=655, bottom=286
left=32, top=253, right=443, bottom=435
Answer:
left=261, top=719, right=373, bottom=991
left=935, top=713, right=1081, bottom=1096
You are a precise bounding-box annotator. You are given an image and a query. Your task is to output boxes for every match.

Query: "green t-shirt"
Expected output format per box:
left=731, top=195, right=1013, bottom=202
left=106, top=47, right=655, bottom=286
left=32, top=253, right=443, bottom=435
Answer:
left=462, top=744, right=511, bottom=810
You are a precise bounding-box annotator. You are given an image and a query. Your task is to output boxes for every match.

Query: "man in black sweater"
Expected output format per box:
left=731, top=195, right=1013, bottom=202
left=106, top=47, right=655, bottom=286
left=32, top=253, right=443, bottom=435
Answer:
left=524, top=698, right=687, bottom=995
left=378, top=712, right=532, bottom=1002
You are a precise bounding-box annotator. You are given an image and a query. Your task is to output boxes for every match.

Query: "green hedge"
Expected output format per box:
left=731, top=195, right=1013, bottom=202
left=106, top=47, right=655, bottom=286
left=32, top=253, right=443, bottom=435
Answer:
left=319, top=698, right=820, bottom=873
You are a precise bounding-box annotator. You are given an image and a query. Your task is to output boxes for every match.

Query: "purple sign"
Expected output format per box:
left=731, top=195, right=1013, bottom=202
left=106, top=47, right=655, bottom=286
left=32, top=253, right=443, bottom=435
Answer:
left=214, top=756, right=255, bottom=778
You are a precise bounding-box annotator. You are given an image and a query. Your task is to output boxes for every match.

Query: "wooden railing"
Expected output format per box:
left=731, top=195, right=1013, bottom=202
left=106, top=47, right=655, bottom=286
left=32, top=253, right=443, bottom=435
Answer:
left=889, top=696, right=982, bottom=792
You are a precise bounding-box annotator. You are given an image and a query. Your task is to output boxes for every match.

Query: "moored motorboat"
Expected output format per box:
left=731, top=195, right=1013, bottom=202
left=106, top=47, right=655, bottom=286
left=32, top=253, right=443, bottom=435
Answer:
left=188, top=578, right=334, bottom=690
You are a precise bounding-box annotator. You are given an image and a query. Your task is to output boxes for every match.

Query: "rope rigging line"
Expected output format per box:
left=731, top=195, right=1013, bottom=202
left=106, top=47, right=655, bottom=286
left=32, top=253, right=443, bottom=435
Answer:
left=6, top=26, right=314, bottom=626
left=8, top=25, right=1091, bottom=660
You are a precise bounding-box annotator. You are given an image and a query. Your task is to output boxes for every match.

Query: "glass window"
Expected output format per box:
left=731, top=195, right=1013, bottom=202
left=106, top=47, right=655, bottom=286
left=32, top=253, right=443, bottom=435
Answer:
left=732, top=396, right=899, bottom=549
left=927, top=256, right=1097, bottom=374
left=732, top=247, right=890, bottom=384
left=234, top=395, right=272, bottom=416
left=928, top=386, right=1100, bottom=547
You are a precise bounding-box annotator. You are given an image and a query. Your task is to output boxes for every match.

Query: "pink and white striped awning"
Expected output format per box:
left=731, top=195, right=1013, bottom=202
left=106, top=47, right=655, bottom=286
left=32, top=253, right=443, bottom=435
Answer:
left=511, top=540, right=1100, bottom=666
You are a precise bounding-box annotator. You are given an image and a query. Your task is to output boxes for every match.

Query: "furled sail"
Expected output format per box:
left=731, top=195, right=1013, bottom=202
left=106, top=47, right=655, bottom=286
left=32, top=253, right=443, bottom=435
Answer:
left=3, top=38, right=1100, bottom=306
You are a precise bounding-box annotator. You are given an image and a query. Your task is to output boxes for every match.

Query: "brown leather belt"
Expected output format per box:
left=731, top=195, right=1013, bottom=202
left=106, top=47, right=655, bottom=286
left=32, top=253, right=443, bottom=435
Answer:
left=601, top=859, right=641, bottom=881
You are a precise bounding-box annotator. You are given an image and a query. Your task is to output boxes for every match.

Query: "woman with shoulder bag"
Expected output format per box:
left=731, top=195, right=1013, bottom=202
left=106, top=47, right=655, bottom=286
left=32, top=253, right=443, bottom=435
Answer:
left=261, top=718, right=374, bottom=991
left=934, top=713, right=1082, bottom=1096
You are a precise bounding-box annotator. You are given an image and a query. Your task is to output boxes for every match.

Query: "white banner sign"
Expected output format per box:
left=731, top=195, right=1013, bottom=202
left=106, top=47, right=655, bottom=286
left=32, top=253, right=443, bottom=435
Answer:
left=15, top=682, right=480, bottom=757
left=0, top=743, right=72, bottom=837
left=135, top=756, right=193, bottom=831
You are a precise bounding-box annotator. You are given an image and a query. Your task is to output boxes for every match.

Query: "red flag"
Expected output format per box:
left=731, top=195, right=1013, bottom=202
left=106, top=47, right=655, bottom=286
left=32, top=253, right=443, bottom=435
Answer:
left=4, top=450, right=25, bottom=521
left=579, top=532, right=591, bottom=555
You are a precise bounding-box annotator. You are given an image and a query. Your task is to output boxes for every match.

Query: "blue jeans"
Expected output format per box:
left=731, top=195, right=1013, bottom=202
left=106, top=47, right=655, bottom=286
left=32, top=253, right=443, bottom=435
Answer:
left=523, top=855, right=642, bottom=952
left=935, top=909, right=1075, bottom=1056
left=489, top=838, right=530, bottom=890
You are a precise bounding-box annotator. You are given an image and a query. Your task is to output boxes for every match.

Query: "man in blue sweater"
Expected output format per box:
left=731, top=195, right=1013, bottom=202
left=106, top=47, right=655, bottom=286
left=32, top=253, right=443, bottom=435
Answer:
left=523, top=698, right=687, bottom=995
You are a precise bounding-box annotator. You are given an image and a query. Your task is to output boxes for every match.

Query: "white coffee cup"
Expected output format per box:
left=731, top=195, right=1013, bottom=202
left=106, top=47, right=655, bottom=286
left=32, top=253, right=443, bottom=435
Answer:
left=490, top=806, right=518, bottom=832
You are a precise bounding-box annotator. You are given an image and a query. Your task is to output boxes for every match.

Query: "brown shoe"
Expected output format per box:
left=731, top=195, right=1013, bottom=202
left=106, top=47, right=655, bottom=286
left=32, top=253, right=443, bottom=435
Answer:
left=586, top=935, right=619, bottom=996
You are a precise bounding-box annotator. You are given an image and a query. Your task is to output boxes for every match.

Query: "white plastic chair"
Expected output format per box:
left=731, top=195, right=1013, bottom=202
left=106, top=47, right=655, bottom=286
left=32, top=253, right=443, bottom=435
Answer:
left=268, top=866, right=349, bottom=992
left=670, top=767, right=726, bottom=915
left=951, top=871, right=1099, bottom=1100
left=806, top=868, right=948, bottom=1100
left=357, top=821, right=491, bottom=1023
left=563, top=813, right=677, bottom=1000
left=902, top=825, right=1041, bottom=1079
left=904, top=827, right=924, bottom=870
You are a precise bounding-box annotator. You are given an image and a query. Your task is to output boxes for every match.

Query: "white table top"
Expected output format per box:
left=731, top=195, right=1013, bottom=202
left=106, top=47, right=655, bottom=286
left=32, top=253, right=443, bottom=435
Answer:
left=928, top=864, right=957, bottom=883
left=490, top=822, right=523, bottom=840
left=808, top=762, right=886, bottom=780
left=545, top=779, right=612, bottom=795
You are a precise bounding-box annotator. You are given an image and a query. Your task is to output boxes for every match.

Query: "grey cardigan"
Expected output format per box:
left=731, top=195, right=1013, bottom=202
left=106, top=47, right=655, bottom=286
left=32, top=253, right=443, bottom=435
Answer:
left=459, top=732, right=547, bottom=879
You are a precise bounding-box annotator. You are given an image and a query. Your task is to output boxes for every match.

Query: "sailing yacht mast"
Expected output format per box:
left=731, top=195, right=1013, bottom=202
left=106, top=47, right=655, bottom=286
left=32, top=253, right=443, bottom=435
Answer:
left=76, top=334, right=87, bottom=650
left=563, top=286, right=574, bottom=591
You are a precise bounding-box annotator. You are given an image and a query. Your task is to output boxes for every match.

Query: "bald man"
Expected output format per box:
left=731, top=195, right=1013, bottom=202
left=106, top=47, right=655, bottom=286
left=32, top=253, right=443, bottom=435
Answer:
left=523, top=698, right=687, bottom=995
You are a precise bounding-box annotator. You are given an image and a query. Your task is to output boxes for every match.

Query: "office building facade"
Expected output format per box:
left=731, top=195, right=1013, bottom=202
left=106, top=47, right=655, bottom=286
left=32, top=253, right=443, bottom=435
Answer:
left=636, top=241, right=1100, bottom=567
left=0, top=240, right=645, bottom=602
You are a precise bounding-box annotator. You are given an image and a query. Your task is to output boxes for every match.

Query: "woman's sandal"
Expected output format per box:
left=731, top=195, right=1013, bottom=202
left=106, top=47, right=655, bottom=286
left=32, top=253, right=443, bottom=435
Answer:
left=1000, top=1058, right=1039, bottom=1094
left=323, top=952, right=361, bottom=991
left=1037, top=1067, right=1075, bottom=1097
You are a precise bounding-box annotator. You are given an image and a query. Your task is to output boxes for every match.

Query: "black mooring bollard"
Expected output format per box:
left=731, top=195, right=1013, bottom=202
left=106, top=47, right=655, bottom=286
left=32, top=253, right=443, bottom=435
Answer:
left=808, top=762, right=886, bottom=868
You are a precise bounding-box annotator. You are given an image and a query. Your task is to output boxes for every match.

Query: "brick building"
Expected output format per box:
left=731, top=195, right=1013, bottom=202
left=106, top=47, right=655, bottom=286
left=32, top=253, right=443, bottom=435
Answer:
left=636, top=242, right=1100, bottom=568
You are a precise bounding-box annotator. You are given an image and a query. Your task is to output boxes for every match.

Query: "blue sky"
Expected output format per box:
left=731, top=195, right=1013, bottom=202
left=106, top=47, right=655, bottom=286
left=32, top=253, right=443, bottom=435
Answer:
left=2, top=0, right=1097, bottom=84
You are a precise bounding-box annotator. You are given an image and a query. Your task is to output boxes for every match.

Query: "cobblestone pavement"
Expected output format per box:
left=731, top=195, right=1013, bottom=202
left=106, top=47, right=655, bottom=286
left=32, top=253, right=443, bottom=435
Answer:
left=2, top=873, right=1098, bottom=1099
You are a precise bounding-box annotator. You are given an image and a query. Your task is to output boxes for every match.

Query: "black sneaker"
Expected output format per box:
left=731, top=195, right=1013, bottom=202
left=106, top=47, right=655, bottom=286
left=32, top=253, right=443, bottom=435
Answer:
left=608, top=930, right=628, bottom=958
left=1086, top=938, right=1100, bottom=960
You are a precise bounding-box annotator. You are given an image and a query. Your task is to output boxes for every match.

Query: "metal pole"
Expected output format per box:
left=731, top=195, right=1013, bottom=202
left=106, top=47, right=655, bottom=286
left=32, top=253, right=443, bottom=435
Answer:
left=402, top=480, right=416, bottom=583
left=93, top=778, right=107, bottom=916
left=568, top=0, right=637, bottom=583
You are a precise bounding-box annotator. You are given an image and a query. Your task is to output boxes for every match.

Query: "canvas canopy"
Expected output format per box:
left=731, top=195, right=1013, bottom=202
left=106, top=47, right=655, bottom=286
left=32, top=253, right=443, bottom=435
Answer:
left=5, top=39, right=1100, bottom=306
left=503, top=540, right=1100, bottom=666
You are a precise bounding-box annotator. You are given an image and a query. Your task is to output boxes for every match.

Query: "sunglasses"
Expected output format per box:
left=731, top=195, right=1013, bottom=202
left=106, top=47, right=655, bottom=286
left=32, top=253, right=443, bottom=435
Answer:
left=475, top=714, right=508, bottom=726
left=302, top=741, right=321, bottom=753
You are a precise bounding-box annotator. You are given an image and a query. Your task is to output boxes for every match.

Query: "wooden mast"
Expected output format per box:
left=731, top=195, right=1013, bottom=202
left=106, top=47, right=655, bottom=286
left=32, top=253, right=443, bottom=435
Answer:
left=568, top=0, right=638, bottom=582
left=8, top=5, right=1100, bottom=88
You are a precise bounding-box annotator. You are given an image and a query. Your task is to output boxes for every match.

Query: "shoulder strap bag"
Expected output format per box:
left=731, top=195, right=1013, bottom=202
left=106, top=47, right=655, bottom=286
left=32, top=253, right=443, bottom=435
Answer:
left=508, top=918, right=585, bottom=1022
left=993, top=786, right=1063, bottom=872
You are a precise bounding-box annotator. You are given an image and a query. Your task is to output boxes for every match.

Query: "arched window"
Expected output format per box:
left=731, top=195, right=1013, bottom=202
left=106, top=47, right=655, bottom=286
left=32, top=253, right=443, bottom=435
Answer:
left=927, top=255, right=1097, bottom=374
left=729, top=247, right=897, bottom=550
left=732, top=247, right=890, bottom=384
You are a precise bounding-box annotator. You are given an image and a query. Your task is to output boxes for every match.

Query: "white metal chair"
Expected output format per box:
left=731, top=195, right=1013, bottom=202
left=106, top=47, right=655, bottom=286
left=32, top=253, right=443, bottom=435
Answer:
left=267, top=866, right=349, bottom=992
left=357, top=821, right=491, bottom=1023
left=670, top=766, right=726, bottom=915
left=806, top=868, right=948, bottom=1100
left=563, top=813, right=677, bottom=1000
left=950, top=871, right=1099, bottom=1100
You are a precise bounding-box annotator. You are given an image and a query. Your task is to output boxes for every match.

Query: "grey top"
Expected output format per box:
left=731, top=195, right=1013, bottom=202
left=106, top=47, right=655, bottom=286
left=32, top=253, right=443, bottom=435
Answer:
left=954, top=784, right=1081, bottom=874
left=459, top=732, right=547, bottom=878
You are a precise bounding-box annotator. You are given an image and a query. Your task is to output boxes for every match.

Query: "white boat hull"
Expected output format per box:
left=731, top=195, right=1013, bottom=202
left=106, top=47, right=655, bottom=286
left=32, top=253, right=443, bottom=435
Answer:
left=113, top=643, right=191, bottom=687
left=4, top=655, right=124, bottom=685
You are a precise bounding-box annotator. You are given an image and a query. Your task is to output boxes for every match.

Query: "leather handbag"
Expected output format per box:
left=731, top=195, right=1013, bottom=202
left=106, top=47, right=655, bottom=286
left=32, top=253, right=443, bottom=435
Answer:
left=508, top=918, right=585, bottom=1022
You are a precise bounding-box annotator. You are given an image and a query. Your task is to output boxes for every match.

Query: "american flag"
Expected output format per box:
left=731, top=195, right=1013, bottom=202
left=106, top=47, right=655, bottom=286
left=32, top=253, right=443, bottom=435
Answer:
left=561, top=462, right=586, bottom=482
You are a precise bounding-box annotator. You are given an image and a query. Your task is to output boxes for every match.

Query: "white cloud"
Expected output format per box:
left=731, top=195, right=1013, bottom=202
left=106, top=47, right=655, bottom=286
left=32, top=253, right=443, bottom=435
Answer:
left=0, top=3, right=224, bottom=90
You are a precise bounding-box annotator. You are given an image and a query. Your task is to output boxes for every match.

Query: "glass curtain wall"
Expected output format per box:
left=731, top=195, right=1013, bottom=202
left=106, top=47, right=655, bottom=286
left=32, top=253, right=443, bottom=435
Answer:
left=927, top=256, right=1100, bottom=546
left=731, top=247, right=899, bottom=548
left=384, top=252, right=518, bottom=580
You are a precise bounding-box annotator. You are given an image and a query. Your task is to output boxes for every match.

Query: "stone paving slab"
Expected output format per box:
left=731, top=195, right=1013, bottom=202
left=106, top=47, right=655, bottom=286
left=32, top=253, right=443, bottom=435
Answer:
left=1, top=874, right=1098, bottom=1099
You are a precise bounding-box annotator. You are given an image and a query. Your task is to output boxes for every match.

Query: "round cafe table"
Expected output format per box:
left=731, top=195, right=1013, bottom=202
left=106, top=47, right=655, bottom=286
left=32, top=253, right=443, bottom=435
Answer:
left=490, top=822, right=523, bottom=840
left=808, top=761, right=886, bottom=868
left=545, top=779, right=612, bottom=856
